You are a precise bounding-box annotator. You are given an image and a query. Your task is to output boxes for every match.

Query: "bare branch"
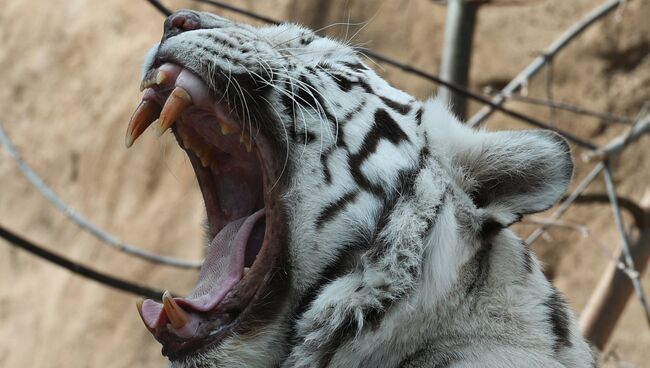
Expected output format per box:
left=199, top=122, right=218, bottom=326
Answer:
left=526, top=163, right=604, bottom=245
left=583, top=114, right=650, bottom=162
left=602, top=162, right=650, bottom=325
left=484, top=89, right=637, bottom=124
left=468, top=0, right=627, bottom=127
left=0, top=122, right=202, bottom=270
left=0, top=223, right=167, bottom=300
left=580, top=189, right=650, bottom=348
left=523, top=217, right=632, bottom=277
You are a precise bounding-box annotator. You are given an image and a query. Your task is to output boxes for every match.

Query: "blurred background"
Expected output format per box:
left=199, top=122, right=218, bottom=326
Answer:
left=0, top=0, right=649, bottom=367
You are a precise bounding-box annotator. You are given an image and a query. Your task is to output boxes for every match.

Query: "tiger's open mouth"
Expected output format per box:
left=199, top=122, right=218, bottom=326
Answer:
left=127, top=62, right=286, bottom=359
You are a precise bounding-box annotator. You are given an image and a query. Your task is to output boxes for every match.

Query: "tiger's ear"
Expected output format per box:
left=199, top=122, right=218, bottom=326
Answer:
left=457, top=129, right=573, bottom=225
left=424, top=100, right=573, bottom=225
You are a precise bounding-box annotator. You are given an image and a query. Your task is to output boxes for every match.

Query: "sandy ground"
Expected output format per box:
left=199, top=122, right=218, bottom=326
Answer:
left=0, top=0, right=649, bottom=367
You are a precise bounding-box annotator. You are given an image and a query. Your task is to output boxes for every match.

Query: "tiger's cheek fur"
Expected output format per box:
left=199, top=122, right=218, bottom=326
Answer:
left=155, top=10, right=595, bottom=368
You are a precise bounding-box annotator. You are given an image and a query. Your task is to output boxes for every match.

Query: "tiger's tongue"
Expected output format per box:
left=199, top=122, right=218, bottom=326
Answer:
left=140, top=209, right=265, bottom=331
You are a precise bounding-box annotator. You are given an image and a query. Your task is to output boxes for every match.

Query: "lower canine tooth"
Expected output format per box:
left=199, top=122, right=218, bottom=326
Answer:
left=156, top=86, right=192, bottom=136
left=162, top=290, right=191, bottom=330
left=243, top=267, right=250, bottom=275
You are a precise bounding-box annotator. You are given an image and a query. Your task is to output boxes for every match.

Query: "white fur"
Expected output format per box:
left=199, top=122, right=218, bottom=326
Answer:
left=151, top=10, right=595, bottom=368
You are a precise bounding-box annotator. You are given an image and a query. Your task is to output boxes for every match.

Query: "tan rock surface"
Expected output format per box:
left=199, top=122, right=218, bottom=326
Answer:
left=0, top=0, right=648, bottom=367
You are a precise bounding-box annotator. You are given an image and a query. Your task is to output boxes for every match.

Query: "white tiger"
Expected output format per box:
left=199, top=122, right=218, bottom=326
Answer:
left=126, top=9, right=597, bottom=368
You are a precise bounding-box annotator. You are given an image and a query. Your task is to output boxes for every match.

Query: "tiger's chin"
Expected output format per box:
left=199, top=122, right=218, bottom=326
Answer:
left=126, top=62, right=289, bottom=361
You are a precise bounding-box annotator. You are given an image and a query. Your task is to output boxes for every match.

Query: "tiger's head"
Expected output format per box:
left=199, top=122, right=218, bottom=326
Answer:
left=128, top=10, right=574, bottom=367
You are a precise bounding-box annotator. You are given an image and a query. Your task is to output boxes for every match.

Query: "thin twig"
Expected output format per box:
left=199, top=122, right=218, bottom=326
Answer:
left=193, top=0, right=277, bottom=24
left=174, top=0, right=598, bottom=148
left=0, top=223, right=166, bottom=300
left=583, top=114, right=650, bottom=162
left=145, top=0, right=171, bottom=16
left=468, top=0, right=626, bottom=127
left=545, top=61, right=557, bottom=125
left=580, top=189, right=650, bottom=348
left=526, top=163, right=605, bottom=245
left=523, top=217, right=633, bottom=277
left=484, top=90, right=636, bottom=124
left=0, top=122, right=202, bottom=270
left=602, top=162, right=650, bottom=325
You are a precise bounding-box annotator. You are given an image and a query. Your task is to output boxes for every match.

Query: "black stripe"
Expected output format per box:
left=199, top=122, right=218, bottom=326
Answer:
left=300, top=33, right=315, bottom=45
left=333, top=74, right=354, bottom=92
left=545, top=287, right=573, bottom=353
left=478, top=219, right=505, bottom=239
left=343, top=61, right=368, bottom=72
left=316, top=314, right=355, bottom=368
left=290, top=241, right=368, bottom=344
left=280, top=79, right=317, bottom=144
left=297, top=74, right=336, bottom=123
left=365, top=201, right=395, bottom=262
left=348, top=109, right=411, bottom=195
left=320, top=101, right=370, bottom=183
left=280, top=82, right=296, bottom=117
left=399, top=349, right=458, bottom=368
left=380, top=96, right=412, bottom=115
left=522, top=242, right=534, bottom=275
left=419, top=187, right=450, bottom=239
left=320, top=147, right=334, bottom=184
left=336, top=100, right=367, bottom=148
left=315, top=191, right=359, bottom=228
left=415, top=107, right=424, bottom=126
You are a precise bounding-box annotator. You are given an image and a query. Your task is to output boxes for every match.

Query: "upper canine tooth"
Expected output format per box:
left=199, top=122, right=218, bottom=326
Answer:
left=156, top=86, right=192, bottom=136
left=125, top=100, right=162, bottom=148
left=162, top=290, right=191, bottom=330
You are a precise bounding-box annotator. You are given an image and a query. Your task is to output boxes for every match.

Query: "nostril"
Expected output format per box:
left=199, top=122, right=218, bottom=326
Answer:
left=169, top=11, right=200, bottom=32
left=162, top=11, right=201, bottom=41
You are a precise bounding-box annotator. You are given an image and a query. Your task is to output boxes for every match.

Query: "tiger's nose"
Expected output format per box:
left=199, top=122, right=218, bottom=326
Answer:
left=162, top=10, right=201, bottom=41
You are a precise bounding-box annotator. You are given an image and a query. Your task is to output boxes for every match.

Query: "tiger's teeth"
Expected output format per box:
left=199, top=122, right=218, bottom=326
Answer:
left=162, top=290, right=190, bottom=330
left=156, top=86, right=192, bottom=136
left=156, top=70, right=169, bottom=85
left=139, top=78, right=150, bottom=92
left=140, top=70, right=170, bottom=91
left=135, top=299, right=154, bottom=333
left=218, top=120, right=237, bottom=135
left=243, top=267, right=250, bottom=275
left=125, top=100, right=162, bottom=148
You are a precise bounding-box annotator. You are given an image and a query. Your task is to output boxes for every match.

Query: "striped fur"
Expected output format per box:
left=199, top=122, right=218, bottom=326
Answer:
left=151, top=10, right=596, bottom=368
